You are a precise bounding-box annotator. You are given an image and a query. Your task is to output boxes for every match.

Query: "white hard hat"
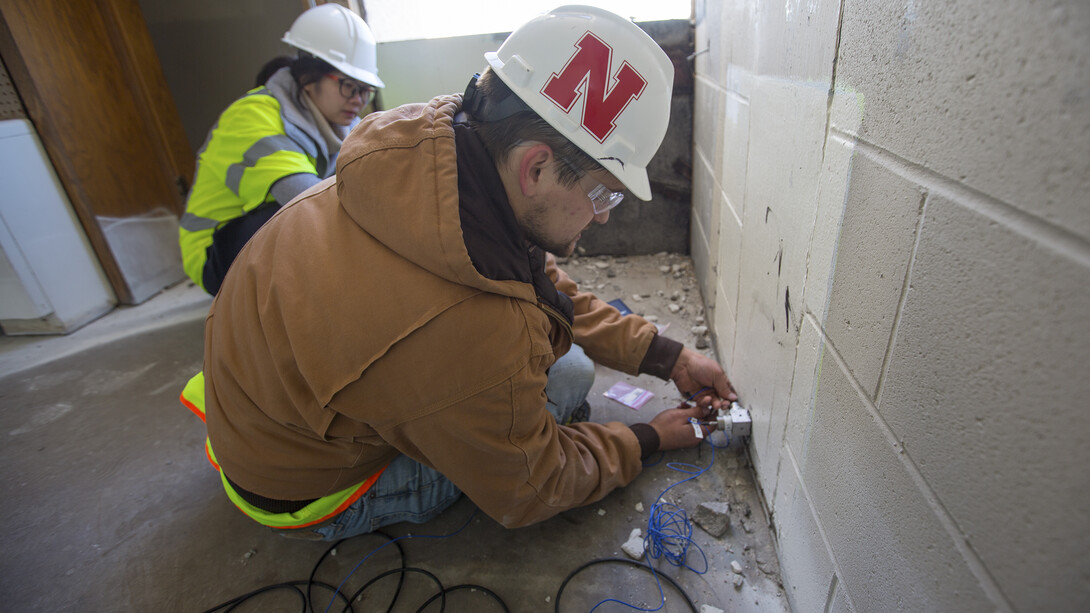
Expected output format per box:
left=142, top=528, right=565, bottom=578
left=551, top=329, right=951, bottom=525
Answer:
left=485, top=5, right=673, bottom=200
left=281, top=3, right=384, bottom=89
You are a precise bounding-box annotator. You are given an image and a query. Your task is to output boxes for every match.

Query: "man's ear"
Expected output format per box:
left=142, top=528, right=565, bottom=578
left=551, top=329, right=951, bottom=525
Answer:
left=518, top=143, right=554, bottom=197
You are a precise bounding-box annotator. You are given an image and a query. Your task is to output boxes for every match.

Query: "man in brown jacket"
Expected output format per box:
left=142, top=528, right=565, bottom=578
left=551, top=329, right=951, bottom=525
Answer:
left=197, top=5, right=737, bottom=539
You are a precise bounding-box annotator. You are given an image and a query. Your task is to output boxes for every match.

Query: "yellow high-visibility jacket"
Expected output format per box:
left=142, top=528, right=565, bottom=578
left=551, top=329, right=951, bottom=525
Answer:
left=178, top=68, right=355, bottom=290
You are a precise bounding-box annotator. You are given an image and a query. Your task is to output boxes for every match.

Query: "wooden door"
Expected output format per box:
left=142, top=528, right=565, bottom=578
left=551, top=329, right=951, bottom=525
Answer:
left=0, top=0, right=194, bottom=304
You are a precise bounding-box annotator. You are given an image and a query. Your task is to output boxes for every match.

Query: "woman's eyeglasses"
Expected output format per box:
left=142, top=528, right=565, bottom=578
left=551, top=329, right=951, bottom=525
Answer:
left=326, top=74, right=375, bottom=103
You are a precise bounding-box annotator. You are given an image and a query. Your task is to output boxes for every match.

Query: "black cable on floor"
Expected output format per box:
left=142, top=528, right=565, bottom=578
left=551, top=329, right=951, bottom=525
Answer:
left=553, top=557, right=698, bottom=613
left=342, top=567, right=444, bottom=612
left=199, top=579, right=351, bottom=613
left=309, top=532, right=406, bottom=613
left=198, top=509, right=507, bottom=613
left=417, top=584, right=510, bottom=612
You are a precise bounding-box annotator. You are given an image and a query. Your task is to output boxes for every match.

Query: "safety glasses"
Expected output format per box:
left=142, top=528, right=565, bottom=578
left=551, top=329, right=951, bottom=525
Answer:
left=557, top=156, right=625, bottom=214
left=586, top=183, right=625, bottom=214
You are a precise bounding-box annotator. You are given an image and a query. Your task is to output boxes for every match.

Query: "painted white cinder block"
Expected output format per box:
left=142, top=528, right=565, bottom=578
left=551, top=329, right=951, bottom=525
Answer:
left=804, top=132, right=853, bottom=320
left=828, top=581, right=852, bottom=613
left=694, top=0, right=728, bottom=86
left=719, top=91, right=750, bottom=223
left=693, top=77, right=726, bottom=187
left=803, top=355, right=991, bottom=612
left=879, top=193, right=1090, bottom=611
left=824, top=152, right=923, bottom=400
left=691, top=149, right=720, bottom=309
left=721, top=1, right=760, bottom=76
left=834, top=0, right=1090, bottom=237
left=783, top=316, right=824, bottom=467
left=713, top=280, right=737, bottom=376
left=716, top=190, right=742, bottom=332
left=774, top=444, right=841, bottom=613
left=732, top=76, right=828, bottom=487
left=752, top=0, right=842, bottom=81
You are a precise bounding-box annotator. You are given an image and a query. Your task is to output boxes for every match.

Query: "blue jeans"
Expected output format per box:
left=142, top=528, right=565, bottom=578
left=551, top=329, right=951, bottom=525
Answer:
left=299, top=345, right=596, bottom=541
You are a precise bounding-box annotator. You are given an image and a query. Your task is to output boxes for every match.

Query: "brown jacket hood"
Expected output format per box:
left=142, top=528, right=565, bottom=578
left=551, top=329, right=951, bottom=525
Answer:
left=336, top=94, right=533, bottom=299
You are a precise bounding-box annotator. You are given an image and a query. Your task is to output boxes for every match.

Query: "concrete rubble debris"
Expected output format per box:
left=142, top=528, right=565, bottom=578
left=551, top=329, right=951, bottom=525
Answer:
left=733, top=574, right=745, bottom=589
left=635, top=502, right=644, bottom=512
left=691, top=325, right=708, bottom=336
left=621, top=528, right=645, bottom=560
left=731, top=560, right=744, bottom=574
left=700, top=605, right=725, bottom=613
left=693, top=501, right=731, bottom=537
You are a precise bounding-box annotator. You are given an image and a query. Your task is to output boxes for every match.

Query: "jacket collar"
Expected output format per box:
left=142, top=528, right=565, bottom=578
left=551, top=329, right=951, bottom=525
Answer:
left=454, top=122, right=574, bottom=323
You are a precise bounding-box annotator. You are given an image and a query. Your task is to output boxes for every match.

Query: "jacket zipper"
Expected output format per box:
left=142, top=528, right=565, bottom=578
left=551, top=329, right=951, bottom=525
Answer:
left=537, top=301, right=574, bottom=337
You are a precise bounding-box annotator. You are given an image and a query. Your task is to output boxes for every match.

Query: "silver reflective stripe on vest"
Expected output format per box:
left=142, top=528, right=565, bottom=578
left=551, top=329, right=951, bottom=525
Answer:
left=224, top=134, right=308, bottom=196
left=180, top=212, right=221, bottom=232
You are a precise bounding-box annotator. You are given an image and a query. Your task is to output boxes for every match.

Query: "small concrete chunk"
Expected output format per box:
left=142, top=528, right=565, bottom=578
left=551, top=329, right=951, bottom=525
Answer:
left=701, top=605, right=725, bottom=613
left=733, top=573, right=744, bottom=588
left=731, top=560, right=744, bottom=574
left=621, top=528, right=645, bottom=560
left=692, top=501, right=731, bottom=537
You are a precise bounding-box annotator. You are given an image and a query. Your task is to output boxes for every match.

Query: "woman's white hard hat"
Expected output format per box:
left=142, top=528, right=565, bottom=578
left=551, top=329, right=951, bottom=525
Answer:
left=485, top=5, right=674, bottom=200
left=282, top=3, right=384, bottom=89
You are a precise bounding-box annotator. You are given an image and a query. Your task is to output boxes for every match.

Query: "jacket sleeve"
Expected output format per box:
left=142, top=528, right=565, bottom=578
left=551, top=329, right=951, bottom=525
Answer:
left=339, top=294, right=645, bottom=529
left=546, top=254, right=682, bottom=380
left=385, top=358, right=643, bottom=528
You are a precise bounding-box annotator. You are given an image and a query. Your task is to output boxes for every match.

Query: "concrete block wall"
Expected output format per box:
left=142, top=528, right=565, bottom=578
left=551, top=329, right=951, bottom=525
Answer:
left=692, top=0, right=1090, bottom=611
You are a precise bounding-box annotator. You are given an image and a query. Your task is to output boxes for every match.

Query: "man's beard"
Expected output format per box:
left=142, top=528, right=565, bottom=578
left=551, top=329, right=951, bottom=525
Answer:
left=519, top=206, right=580, bottom=257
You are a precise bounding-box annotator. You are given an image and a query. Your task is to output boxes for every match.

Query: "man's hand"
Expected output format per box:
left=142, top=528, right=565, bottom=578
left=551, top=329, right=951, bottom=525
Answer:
left=648, top=403, right=715, bottom=451
left=669, top=347, right=737, bottom=411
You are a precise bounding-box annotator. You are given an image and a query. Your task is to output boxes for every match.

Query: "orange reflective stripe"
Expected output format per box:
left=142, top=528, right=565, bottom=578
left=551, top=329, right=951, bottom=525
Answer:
left=203, top=438, right=220, bottom=471
left=289, top=463, right=388, bottom=529
left=180, top=371, right=207, bottom=422
left=180, top=391, right=205, bottom=423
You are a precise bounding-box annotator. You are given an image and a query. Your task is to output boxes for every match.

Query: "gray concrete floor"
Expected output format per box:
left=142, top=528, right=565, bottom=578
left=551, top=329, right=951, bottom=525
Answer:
left=0, top=254, right=789, bottom=613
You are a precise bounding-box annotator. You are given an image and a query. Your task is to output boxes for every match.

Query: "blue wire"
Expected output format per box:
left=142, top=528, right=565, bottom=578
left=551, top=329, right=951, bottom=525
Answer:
left=321, top=509, right=477, bottom=613
left=646, top=441, right=714, bottom=574
left=589, top=435, right=725, bottom=612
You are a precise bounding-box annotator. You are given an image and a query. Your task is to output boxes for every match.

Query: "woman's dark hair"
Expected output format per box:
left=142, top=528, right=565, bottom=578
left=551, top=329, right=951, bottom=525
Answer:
left=288, top=53, right=337, bottom=90
left=254, top=56, right=294, bottom=88
left=469, top=68, right=600, bottom=188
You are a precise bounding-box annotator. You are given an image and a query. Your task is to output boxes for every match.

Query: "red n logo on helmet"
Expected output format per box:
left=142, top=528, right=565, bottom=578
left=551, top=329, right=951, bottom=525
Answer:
left=542, top=32, right=647, bottom=143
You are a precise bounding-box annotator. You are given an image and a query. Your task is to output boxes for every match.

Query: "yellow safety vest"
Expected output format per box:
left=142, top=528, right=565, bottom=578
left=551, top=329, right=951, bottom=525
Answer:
left=177, top=87, right=326, bottom=290
left=180, top=371, right=385, bottom=528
